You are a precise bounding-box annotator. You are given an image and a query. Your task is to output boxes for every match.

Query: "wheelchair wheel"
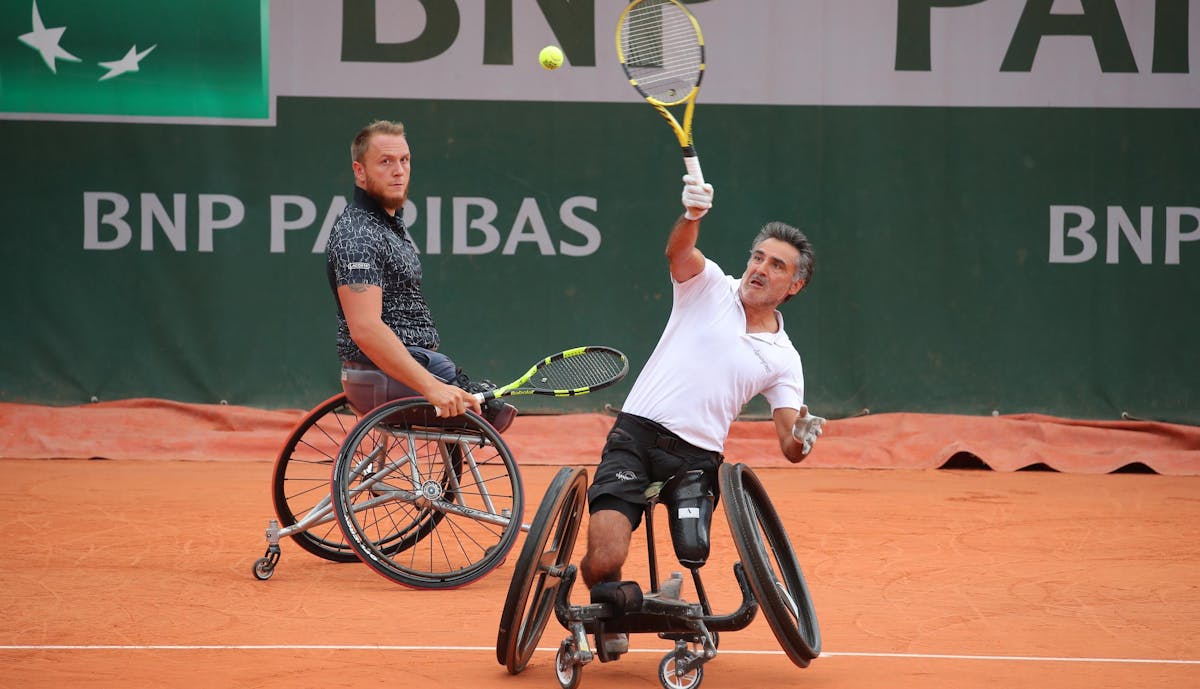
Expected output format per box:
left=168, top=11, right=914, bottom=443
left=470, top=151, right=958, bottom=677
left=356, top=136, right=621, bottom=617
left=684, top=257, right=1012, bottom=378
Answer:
left=271, top=393, right=359, bottom=562
left=331, top=397, right=524, bottom=589
left=554, top=637, right=582, bottom=689
left=496, top=466, right=588, bottom=674
left=720, top=462, right=821, bottom=667
left=659, top=650, right=703, bottom=689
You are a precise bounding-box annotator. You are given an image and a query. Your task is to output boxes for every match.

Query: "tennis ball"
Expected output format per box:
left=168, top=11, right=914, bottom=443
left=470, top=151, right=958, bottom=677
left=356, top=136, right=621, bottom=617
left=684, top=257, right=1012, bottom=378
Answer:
left=539, top=45, right=564, bottom=70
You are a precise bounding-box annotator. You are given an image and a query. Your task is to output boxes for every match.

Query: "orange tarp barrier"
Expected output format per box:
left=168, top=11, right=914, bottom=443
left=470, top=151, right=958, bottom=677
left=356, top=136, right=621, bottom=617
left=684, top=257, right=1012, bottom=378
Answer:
left=1, top=399, right=1196, bottom=475
left=0, top=399, right=296, bottom=463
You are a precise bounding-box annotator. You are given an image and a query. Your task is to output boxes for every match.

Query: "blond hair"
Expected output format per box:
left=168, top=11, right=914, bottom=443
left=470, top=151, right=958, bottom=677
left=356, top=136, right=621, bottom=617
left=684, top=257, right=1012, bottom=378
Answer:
left=351, top=120, right=406, bottom=162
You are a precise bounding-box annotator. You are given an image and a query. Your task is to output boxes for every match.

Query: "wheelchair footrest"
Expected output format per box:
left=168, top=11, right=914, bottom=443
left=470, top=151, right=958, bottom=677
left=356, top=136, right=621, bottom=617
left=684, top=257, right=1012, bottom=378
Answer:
left=642, top=595, right=698, bottom=615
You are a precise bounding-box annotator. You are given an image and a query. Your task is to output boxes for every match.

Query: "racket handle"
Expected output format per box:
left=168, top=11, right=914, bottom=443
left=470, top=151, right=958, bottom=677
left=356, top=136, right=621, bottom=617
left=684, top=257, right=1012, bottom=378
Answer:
left=682, top=150, right=704, bottom=186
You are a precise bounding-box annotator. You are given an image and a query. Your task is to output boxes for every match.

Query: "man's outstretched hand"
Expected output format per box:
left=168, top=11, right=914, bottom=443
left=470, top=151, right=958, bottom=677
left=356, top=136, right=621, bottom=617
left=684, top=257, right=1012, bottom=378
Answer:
left=791, top=405, right=826, bottom=455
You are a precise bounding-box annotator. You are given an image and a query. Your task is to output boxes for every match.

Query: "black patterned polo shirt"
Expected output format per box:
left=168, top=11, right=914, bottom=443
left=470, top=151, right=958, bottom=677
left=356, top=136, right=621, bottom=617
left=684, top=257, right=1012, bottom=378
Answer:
left=326, top=186, right=439, bottom=364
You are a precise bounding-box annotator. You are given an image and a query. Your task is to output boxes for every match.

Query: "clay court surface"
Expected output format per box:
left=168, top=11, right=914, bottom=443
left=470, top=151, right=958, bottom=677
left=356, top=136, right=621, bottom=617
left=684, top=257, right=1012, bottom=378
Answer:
left=1, top=402, right=1198, bottom=688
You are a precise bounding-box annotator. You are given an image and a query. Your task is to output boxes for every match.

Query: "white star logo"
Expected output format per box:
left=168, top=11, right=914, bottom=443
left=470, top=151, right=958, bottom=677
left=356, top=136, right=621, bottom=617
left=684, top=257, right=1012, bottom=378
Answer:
left=98, top=44, right=156, bottom=81
left=17, top=0, right=81, bottom=74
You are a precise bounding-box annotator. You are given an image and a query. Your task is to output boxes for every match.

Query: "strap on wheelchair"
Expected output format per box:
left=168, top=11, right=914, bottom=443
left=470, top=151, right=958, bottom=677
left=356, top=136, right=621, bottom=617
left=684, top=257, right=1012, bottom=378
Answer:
left=590, top=580, right=644, bottom=617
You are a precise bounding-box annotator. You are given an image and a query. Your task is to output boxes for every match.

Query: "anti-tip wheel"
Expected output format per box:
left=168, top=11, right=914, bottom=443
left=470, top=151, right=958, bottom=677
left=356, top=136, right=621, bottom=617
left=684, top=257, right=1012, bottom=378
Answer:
left=659, top=651, right=703, bottom=689
left=555, top=638, right=582, bottom=689
left=252, top=557, right=275, bottom=581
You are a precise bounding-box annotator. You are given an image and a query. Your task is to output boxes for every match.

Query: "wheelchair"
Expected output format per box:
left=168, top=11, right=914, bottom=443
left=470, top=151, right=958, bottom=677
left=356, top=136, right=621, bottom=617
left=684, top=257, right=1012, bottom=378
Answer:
left=496, top=463, right=820, bottom=689
left=253, top=394, right=524, bottom=589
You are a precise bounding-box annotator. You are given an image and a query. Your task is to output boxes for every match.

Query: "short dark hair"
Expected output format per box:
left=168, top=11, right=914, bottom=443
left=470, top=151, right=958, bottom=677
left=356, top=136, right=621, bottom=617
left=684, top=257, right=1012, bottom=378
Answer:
left=751, top=221, right=814, bottom=300
left=351, top=120, right=406, bottom=163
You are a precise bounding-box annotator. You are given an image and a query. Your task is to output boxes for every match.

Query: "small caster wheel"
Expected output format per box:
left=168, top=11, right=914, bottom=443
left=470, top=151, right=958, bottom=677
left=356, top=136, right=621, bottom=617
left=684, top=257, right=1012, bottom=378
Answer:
left=555, top=639, right=582, bottom=689
left=659, top=650, right=703, bottom=689
left=252, top=556, right=275, bottom=581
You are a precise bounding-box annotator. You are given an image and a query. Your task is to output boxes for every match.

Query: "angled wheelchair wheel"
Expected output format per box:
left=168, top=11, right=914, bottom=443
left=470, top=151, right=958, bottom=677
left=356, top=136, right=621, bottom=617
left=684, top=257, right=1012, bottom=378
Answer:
left=331, top=397, right=524, bottom=589
left=720, top=462, right=821, bottom=667
left=497, top=466, right=588, bottom=674
left=271, top=393, right=359, bottom=562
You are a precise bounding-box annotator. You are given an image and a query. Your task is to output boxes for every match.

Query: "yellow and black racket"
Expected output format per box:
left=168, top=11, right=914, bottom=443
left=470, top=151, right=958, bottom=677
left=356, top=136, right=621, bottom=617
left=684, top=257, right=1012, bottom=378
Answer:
left=616, top=0, right=707, bottom=184
left=473, top=346, right=629, bottom=402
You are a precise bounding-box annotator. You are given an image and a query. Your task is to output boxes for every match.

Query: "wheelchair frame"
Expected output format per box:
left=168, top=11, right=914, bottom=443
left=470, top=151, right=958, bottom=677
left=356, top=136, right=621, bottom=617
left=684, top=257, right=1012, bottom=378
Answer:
left=254, top=394, right=525, bottom=589
left=496, top=463, right=821, bottom=689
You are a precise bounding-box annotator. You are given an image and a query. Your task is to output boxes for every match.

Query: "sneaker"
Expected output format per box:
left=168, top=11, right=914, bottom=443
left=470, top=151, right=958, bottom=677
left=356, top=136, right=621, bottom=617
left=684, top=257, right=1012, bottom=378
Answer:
left=601, top=632, right=628, bottom=655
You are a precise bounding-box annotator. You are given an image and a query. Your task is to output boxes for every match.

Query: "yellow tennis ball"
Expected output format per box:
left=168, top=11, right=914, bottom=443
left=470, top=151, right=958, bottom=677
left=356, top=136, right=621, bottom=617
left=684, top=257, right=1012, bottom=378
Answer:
left=539, top=45, right=564, bottom=70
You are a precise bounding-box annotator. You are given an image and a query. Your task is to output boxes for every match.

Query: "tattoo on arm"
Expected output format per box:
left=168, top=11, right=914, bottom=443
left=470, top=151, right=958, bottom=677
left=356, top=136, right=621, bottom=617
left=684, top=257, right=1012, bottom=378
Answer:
left=348, top=283, right=369, bottom=293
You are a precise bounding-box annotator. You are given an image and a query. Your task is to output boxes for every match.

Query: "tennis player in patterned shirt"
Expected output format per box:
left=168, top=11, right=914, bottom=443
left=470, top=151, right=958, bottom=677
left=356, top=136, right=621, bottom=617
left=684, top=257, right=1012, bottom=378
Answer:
left=325, top=119, right=515, bottom=430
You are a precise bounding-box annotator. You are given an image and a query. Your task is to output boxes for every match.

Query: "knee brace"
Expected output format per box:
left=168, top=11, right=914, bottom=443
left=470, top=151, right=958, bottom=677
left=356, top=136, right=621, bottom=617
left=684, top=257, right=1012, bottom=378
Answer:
left=663, top=470, right=715, bottom=568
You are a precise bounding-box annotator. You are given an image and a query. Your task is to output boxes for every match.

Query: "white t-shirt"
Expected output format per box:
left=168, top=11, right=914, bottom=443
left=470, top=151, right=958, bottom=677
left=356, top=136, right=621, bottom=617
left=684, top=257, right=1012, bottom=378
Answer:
left=622, top=259, right=805, bottom=452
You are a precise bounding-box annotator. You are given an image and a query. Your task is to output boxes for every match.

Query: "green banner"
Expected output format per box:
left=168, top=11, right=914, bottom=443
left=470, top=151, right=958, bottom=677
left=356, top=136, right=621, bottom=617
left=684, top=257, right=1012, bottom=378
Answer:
left=1, top=97, right=1197, bottom=425
left=1, top=0, right=268, bottom=120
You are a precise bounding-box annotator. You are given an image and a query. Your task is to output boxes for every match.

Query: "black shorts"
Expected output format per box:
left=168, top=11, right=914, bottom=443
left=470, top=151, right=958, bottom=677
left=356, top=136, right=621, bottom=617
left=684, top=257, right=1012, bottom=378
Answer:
left=587, top=412, right=723, bottom=530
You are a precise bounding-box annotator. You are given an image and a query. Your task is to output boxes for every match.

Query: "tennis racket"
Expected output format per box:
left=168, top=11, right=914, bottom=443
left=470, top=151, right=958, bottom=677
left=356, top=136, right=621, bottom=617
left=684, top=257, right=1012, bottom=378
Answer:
left=615, top=0, right=707, bottom=184
left=473, top=346, right=629, bottom=402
